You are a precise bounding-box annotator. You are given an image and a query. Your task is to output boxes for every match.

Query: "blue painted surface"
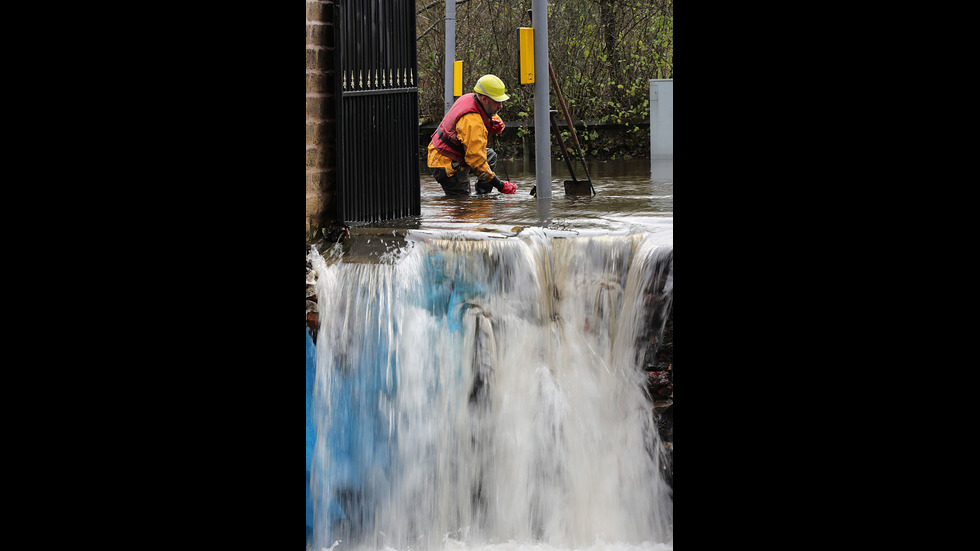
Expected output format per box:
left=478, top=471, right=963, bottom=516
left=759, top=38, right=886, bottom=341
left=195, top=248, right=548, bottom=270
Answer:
left=307, top=286, right=401, bottom=546
left=306, top=329, right=317, bottom=542
left=305, top=252, right=495, bottom=546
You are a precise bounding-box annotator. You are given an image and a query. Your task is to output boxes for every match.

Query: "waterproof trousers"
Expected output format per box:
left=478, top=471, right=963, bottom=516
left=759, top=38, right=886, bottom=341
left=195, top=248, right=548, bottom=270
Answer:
left=430, top=148, right=497, bottom=196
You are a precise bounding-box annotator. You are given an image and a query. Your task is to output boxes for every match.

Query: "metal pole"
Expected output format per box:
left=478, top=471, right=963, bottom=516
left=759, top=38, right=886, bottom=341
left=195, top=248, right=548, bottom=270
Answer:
left=532, top=0, right=551, bottom=198
left=444, top=0, right=456, bottom=113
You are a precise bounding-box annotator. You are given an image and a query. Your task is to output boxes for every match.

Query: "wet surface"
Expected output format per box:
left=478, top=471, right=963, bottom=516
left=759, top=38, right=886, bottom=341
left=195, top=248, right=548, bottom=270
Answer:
left=324, top=158, right=672, bottom=262
left=368, top=158, right=673, bottom=240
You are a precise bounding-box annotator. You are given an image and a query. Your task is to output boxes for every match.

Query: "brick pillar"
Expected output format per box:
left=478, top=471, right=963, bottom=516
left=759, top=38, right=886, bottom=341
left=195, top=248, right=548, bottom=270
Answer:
left=306, top=1, right=336, bottom=237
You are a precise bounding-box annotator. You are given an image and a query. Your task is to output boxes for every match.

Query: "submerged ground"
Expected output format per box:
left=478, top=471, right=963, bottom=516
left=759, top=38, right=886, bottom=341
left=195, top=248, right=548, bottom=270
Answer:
left=307, top=157, right=674, bottom=489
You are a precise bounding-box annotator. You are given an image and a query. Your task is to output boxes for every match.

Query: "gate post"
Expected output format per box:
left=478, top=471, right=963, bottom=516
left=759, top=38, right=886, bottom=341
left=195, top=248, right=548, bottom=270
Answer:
left=307, top=0, right=338, bottom=234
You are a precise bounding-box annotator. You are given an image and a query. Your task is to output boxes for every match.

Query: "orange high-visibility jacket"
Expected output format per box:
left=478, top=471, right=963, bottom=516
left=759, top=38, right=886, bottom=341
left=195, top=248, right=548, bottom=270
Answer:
left=427, top=93, right=503, bottom=183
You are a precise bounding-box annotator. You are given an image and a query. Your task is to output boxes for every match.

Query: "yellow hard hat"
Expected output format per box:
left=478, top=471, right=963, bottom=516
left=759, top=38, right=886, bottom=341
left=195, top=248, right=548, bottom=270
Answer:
left=473, top=74, right=509, bottom=102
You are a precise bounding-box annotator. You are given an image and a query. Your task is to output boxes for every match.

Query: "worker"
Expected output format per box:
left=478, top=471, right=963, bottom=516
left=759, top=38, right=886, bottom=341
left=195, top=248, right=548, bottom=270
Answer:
left=428, top=74, right=517, bottom=196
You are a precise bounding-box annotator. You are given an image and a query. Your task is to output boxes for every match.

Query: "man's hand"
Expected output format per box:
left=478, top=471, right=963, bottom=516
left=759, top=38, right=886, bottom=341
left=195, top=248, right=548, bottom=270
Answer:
left=501, top=181, right=517, bottom=194
left=489, top=119, right=505, bottom=135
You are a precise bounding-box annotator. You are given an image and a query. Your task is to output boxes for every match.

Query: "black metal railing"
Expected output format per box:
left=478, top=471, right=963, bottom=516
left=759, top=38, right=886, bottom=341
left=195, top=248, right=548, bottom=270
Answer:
left=334, top=0, right=420, bottom=224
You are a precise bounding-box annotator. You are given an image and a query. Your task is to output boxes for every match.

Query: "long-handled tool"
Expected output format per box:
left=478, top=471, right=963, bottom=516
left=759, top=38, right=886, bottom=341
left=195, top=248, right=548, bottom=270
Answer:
left=549, top=66, right=595, bottom=196
left=550, top=110, right=590, bottom=194
left=527, top=9, right=595, bottom=197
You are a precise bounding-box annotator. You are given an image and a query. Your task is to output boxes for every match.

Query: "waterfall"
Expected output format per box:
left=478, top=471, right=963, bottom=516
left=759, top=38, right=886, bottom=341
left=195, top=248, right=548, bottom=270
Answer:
left=307, top=228, right=673, bottom=551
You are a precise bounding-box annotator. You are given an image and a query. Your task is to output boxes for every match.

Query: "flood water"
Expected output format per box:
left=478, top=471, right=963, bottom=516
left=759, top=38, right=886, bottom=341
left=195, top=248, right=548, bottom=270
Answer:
left=365, top=158, right=672, bottom=244
left=308, top=157, right=674, bottom=550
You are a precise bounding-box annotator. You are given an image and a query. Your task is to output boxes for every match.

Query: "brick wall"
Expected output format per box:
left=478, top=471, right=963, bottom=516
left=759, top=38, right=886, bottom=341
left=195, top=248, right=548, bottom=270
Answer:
left=306, top=1, right=336, bottom=235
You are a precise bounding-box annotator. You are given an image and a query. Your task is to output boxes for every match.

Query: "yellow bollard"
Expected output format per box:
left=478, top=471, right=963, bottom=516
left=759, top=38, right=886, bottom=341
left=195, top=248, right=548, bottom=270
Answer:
left=519, top=28, right=535, bottom=84
left=453, top=61, right=463, bottom=96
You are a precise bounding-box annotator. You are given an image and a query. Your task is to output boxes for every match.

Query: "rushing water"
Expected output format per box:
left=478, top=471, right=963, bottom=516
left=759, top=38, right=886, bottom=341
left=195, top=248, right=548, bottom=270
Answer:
left=359, top=158, right=673, bottom=238
left=307, top=158, right=673, bottom=551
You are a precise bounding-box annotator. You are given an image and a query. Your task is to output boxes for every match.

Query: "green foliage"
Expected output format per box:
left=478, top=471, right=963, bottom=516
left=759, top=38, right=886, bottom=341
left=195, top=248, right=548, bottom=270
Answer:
left=415, top=0, right=672, bottom=159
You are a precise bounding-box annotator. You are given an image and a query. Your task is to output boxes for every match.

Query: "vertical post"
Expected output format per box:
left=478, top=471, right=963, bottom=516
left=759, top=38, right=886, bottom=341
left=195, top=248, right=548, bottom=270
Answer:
left=649, top=78, right=673, bottom=180
left=649, top=79, right=673, bottom=159
left=532, top=0, right=551, bottom=198
left=444, top=0, right=456, bottom=113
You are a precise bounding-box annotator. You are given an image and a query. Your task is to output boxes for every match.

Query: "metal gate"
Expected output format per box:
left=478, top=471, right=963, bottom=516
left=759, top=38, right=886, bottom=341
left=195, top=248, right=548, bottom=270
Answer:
left=334, top=0, right=420, bottom=224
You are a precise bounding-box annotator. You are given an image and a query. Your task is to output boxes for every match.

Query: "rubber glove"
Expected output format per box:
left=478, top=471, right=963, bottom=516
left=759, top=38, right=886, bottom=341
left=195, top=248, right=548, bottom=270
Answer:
left=501, top=181, right=517, bottom=194
left=489, top=119, right=505, bottom=135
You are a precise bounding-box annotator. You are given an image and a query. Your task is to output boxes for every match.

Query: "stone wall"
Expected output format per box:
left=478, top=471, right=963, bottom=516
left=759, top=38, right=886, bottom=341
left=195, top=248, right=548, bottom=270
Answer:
left=306, top=1, right=336, bottom=235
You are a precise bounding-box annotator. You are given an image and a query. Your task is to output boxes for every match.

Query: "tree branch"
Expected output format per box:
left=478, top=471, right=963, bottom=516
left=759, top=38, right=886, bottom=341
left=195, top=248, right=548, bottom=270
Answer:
left=417, top=0, right=473, bottom=15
